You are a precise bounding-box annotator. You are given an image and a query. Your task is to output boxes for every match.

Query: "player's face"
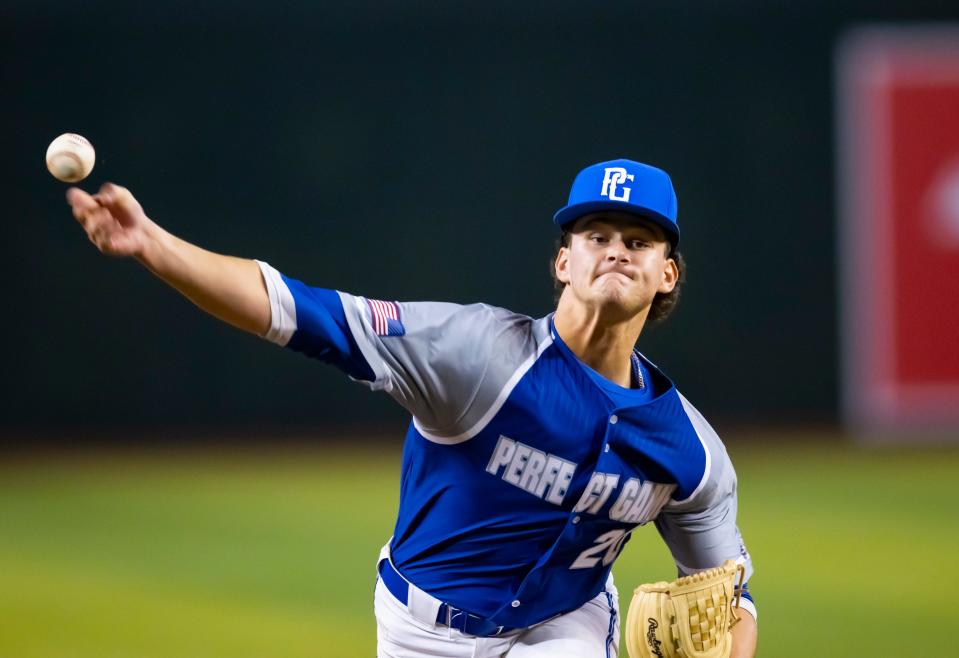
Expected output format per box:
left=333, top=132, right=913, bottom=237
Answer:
left=554, top=212, right=678, bottom=319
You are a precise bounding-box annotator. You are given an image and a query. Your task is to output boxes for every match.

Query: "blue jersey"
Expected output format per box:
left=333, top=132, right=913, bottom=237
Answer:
left=257, top=261, right=755, bottom=628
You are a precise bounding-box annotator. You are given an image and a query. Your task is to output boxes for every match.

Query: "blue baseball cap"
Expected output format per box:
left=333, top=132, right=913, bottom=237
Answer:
left=553, top=158, right=680, bottom=248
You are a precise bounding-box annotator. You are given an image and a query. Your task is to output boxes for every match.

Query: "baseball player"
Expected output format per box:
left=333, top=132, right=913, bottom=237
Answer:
left=65, top=158, right=757, bottom=657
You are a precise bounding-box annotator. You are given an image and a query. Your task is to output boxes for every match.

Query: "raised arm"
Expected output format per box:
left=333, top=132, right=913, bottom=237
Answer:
left=67, top=183, right=270, bottom=336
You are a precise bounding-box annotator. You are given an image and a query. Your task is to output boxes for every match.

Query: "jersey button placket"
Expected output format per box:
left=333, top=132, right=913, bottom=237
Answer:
left=603, top=414, right=618, bottom=454
left=511, top=600, right=521, bottom=608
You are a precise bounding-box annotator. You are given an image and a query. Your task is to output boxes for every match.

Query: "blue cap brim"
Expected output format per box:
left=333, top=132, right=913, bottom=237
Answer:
left=553, top=201, right=680, bottom=248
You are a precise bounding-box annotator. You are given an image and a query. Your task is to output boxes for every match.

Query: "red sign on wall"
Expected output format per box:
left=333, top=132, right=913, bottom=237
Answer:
left=839, top=27, right=959, bottom=435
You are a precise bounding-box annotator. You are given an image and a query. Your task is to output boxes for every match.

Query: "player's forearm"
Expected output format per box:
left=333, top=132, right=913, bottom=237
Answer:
left=730, top=609, right=757, bottom=658
left=136, top=220, right=271, bottom=337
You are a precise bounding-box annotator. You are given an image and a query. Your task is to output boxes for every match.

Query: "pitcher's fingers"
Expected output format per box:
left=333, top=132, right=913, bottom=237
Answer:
left=90, top=227, right=112, bottom=251
left=89, top=230, right=113, bottom=253
left=98, top=181, right=117, bottom=201
left=87, top=208, right=116, bottom=237
left=96, top=182, right=135, bottom=213
left=66, top=187, right=97, bottom=211
left=89, top=214, right=121, bottom=248
left=80, top=203, right=114, bottom=235
left=67, top=187, right=101, bottom=226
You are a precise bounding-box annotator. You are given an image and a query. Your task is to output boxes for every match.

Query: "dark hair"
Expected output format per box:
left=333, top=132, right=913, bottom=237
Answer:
left=551, top=231, right=686, bottom=324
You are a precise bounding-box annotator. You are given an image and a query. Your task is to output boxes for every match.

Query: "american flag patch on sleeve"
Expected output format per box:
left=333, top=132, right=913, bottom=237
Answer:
left=366, top=299, right=406, bottom=337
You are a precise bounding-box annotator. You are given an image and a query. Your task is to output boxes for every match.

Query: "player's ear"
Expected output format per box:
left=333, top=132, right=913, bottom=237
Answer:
left=554, top=246, right=571, bottom=285
left=659, top=255, right=678, bottom=294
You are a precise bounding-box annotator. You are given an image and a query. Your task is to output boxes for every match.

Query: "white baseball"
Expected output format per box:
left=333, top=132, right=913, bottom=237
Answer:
left=46, top=133, right=96, bottom=183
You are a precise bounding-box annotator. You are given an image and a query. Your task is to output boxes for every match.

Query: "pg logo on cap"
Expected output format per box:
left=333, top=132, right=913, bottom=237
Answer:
left=600, top=167, right=635, bottom=202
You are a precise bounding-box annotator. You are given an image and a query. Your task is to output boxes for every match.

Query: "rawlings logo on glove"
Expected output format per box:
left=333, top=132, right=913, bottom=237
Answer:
left=645, top=618, right=665, bottom=657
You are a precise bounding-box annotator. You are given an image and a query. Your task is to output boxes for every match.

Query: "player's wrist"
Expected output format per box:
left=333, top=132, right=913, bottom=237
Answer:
left=134, top=218, right=172, bottom=267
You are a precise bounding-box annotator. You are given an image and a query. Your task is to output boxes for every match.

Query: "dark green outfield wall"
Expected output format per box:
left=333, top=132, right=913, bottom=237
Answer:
left=3, top=2, right=957, bottom=435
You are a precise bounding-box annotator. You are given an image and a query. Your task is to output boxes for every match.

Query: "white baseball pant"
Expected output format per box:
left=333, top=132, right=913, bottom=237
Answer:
left=374, top=574, right=620, bottom=658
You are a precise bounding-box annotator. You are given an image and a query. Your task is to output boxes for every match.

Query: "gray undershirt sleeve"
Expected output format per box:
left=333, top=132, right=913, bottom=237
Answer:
left=338, top=293, right=545, bottom=440
left=655, top=395, right=755, bottom=586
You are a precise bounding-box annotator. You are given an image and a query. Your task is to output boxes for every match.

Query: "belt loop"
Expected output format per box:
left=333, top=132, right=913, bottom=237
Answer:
left=406, top=580, right=443, bottom=626
left=379, top=544, right=443, bottom=627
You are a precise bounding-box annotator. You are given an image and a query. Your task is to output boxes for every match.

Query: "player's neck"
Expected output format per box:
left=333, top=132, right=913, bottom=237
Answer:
left=553, top=295, right=648, bottom=388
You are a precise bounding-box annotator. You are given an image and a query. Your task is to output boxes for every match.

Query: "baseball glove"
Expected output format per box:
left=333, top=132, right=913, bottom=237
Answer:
left=624, top=560, right=745, bottom=658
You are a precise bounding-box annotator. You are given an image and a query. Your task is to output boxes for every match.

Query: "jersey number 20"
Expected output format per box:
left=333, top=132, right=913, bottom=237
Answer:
left=570, top=529, right=629, bottom=569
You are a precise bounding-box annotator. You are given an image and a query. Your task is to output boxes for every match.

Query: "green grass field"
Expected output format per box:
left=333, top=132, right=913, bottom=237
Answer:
left=2, top=438, right=957, bottom=657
